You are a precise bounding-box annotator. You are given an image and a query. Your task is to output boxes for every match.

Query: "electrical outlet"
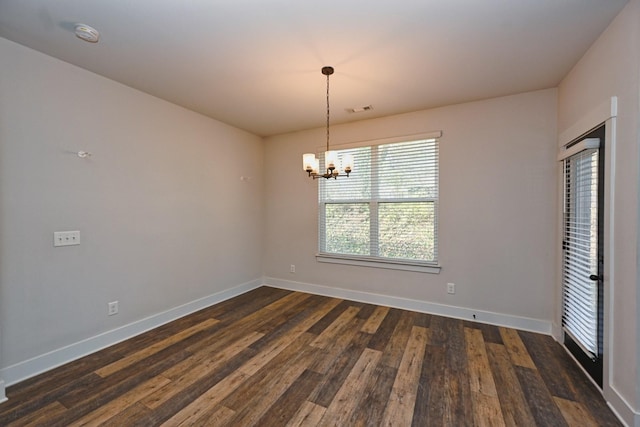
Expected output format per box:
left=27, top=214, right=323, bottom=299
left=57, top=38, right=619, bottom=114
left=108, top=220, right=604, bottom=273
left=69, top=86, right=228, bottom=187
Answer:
left=108, top=301, right=119, bottom=316
left=290, top=264, right=296, bottom=273
left=53, top=230, right=81, bottom=247
left=447, top=283, right=456, bottom=294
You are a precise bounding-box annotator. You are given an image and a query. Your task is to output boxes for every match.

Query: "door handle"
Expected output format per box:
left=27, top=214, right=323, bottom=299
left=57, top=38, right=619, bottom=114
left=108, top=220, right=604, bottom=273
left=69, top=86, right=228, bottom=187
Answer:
left=589, top=274, right=601, bottom=281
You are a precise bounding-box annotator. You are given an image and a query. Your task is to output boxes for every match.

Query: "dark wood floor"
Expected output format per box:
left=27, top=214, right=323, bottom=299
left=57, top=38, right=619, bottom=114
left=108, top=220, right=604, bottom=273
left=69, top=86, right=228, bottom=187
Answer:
left=0, top=286, right=622, bottom=426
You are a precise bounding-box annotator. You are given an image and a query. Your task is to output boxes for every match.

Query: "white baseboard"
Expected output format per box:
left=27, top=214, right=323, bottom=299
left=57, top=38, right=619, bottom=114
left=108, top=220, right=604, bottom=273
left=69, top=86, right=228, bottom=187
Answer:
left=551, top=322, right=563, bottom=342
left=263, top=277, right=552, bottom=335
left=604, top=384, right=640, bottom=427
left=0, top=279, right=262, bottom=388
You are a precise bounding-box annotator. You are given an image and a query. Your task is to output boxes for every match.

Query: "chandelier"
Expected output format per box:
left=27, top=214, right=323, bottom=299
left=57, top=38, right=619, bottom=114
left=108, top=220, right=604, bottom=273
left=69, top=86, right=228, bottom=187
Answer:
left=303, top=66, right=354, bottom=179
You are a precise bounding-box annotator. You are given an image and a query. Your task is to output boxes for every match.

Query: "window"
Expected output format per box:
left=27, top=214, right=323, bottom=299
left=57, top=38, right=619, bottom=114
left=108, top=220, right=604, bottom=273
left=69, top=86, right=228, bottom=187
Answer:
left=318, top=133, right=440, bottom=272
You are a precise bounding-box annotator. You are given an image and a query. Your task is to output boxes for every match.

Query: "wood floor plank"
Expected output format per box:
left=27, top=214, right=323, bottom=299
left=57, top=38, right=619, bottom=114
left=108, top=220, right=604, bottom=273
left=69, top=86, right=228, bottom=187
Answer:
left=348, top=363, right=397, bottom=426
left=412, top=311, right=432, bottom=328
left=255, top=369, right=324, bottom=426
left=533, top=333, right=620, bottom=427
left=0, top=287, right=624, bottom=427
left=217, top=290, right=312, bottom=337
left=159, top=332, right=246, bottom=381
left=308, top=330, right=372, bottom=408
left=317, top=347, right=382, bottom=426
left=478, top=323, right=504, bottom=345
left=99, top=401, right=153, bottom=427
left=156, top=292, right=307, bottom=366
left=366, top=307, right=403, bottom=351
left=239, top=299, right=342, bottom=376
left=412, top=344, right=445, bottom=427
left=0, top=373, right=108, bottom=424
left=286, top=401, right=326, bottom=427
left=380, top=310, right=416, bottom=369
left=381, top=325, right=428, bottom=426
left=554, top=396, right=600, bottom=427
left=141, top=331, right=263, bottom=409
left=519, top=331, right=578, bottom=399
left=207, top=287, right=293, bottom=323
left=361, top=305, right=390, bottom=334
left=499, top=327, right=536, bottom=368
left=228, top=361, right=312, bottom=426
left=307, top=317, right=366, bottom=375
left=306, top=300, right=349, bottom=335
left=132, top=345, right=259, bottom=426
left=428, top=314, right=456, bottom=347
left=201, top=406, right=236, bottom=426
left=222, top=335, right=318, bottom=426
left=355, top=302, right=377, bottom=320
left=255, top=294, right=328, bottom=335
left=96, top=317, right=220, bottom=377
left=5, top=401, right=67, bottom=427
left=486, top=342, right=537, bottom=426
left=465, top=327, right=498, bottom=397
left=68, top=375, right=171, bottom=426
left=463, top=321, right=504, bottom=345
left=159, top=370, right=250, bottom=427
left=58, top=346, right=193, bottom=409
left=50, top=350, right=191, bottom=427
left=263, top=289, right=313, bottom=311
left=557, top=359, right=622, bottom=427
left=310, top=305, right=361, bottom=348
left=443, top=318, right=473, bottom=426
left=465, top=327, right=506, bottom=427
left=3, top=350, right=124, bottom=407
left=178, top=291, right=309, bottom=357
left=220, top=332, right=316, bottom=410
left=515, top=366, right=569, bottom=427
left=471, top=391, right=506, bottom=427
left=249, top=297, right=342, bottom=353
left=163, top=330, right=263, bottom=381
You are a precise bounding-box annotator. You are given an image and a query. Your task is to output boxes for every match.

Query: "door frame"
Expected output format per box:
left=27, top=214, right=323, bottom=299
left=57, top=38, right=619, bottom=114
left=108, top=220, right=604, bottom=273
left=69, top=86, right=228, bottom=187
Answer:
left=556, top=96, right=616, bottom=393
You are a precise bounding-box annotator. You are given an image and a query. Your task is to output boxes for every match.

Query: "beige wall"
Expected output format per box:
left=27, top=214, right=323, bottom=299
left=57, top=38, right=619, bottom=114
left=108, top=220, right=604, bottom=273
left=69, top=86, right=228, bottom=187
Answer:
left=1, top=2, right=637, bottom=421
left=0, top=38, right=264, bottom=370
left=264, top=88, right=558, bottom=324
left=558, top=0, right=640, bottom=421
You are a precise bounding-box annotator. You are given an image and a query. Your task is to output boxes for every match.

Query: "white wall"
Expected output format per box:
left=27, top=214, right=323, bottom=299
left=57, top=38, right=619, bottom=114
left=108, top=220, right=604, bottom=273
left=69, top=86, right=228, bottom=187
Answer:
left=263, top=88, right=558, bottom=328
left=558, top=0, right=640, bottom=424
left=0, top=38, right=263, bottom=382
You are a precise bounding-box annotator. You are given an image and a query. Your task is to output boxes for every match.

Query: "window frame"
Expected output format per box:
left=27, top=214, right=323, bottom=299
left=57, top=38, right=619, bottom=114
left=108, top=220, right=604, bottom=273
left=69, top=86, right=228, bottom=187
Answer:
left=316, top=132, right=441, bottom=274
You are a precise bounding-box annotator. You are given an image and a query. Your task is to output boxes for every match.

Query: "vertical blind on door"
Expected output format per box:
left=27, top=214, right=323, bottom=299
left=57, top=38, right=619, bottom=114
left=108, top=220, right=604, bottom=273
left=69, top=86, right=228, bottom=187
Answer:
left=562, top=147, right=599, bottom=358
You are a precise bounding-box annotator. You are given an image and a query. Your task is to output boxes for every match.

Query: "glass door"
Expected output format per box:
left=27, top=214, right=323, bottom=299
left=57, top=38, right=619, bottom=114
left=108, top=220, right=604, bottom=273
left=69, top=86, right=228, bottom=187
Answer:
left=561, top=125, right=604, bottom=387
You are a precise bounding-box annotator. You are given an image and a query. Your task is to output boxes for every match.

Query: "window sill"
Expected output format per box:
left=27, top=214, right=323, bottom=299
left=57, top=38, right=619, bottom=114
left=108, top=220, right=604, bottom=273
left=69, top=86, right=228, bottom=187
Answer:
left=316, top=254, right=441, bottom=274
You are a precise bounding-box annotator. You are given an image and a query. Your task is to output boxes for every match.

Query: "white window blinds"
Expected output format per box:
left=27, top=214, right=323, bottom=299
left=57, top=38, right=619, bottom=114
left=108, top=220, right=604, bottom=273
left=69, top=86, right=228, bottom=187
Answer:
left=562, top=147, right=599, bottom=358
left=319, top=137, right=439, bottom=264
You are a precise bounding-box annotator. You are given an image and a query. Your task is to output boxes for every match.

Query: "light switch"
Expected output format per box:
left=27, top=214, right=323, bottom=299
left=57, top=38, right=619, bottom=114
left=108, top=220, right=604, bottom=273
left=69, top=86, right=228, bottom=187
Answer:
left=53, top=231, right=81, bottom=247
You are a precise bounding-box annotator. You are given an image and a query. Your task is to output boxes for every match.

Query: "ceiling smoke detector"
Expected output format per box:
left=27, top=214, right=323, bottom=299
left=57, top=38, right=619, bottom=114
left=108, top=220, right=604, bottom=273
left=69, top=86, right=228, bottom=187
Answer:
left=74, top=24, right=100, bottom=43
left=345, top=105, right=373, bottom=114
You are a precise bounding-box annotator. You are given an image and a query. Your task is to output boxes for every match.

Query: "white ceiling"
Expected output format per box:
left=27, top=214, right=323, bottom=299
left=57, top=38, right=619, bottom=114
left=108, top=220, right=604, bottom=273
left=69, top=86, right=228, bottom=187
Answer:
left=0, top=0, right=629, bottom=137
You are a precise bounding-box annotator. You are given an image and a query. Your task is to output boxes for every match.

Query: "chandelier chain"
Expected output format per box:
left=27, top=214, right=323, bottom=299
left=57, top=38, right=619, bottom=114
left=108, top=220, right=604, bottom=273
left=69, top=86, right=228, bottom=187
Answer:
left=326, top=71, right=330, bottom=152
